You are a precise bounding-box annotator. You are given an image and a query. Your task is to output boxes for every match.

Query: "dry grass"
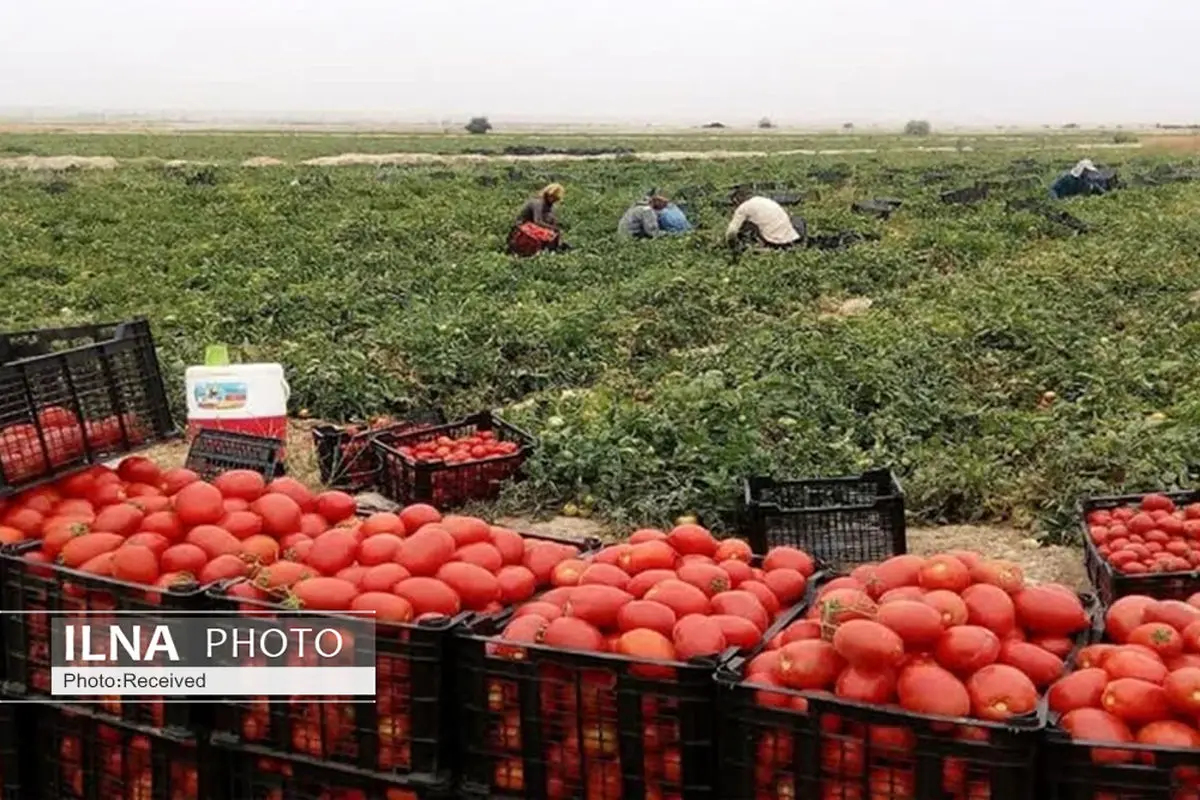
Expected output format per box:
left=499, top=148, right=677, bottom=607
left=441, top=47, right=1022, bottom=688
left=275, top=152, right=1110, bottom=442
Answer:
left=1143, top=135, right=1200, bottom=153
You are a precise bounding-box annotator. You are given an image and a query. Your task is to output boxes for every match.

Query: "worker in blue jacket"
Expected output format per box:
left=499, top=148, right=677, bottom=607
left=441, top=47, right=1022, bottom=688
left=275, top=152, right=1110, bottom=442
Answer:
left=1049, top=159, right=1106, bottom=199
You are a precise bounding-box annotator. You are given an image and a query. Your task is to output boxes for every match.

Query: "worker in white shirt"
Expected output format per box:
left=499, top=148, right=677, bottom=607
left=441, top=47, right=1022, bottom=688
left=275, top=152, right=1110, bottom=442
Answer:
left=725, top=187, right=804, bottom=249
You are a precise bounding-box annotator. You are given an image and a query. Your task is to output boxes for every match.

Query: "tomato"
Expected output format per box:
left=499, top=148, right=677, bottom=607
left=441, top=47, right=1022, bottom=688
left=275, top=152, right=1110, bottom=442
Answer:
left=935, top=626, right=1001, bottom=675
left=644, top=579, right=710, bottom=619
left=873, top=601, right=941, bottom=648
left=961, top=583, right=1017, bottom=637
left=359, top=563, right=410, bottom=593
left=542, top=617, right=606, bottom=653
left=761, top=569, right=806, bottom=606
left=1048, top=668, right=1108, bottom=715
left=109, top=544, right=160, bottom=585
left=922, top=590, right=969, bottom=628
left=198, top=553, right=250, bottom=584
left=59, top=532, right=124, bottom=568
left=813, top=588, right=878, bottom=627
left=522, top=542, right=575, bottom=585
left=454, top=542, right=504, bottom=573
left=833, top=620, right=905, bottom=670
left=671, top=614, right=727, bottom=660
left=488, top=527, right=524, bottom=565
left=671, top=561, right=728, bottom=597
left=713, top=538, right=752, bottom=563
left=626, top=568, right=675, bottom=599
left=710, top=591, right=770, bottom=632
left=139, top=510, right=184, bottom=542
left=396, top=525, right=456, bottom=577
left=349, top=591, right=413, bottom=624
left=614, top=629, right=676, bottom=676
left=896, top=664, right=970, bottom=717
left=966, top=664, right=1037, bottom=721
left=441, top=515, right=491, bottom=548
left=776, top=640, right=843, bottom=690
left=315, top=491, right=356, bottom=524
left=836, top=666, right=897, bottom=704
left=398, top=504, right=440, bottom=533
left=1142, top=494, right=1176, bottom=513
left=3, top=506, right=44, bottom=536
left=620, top=540, right=678, bottom=574
left=1104, top=649, right=1168, bottom=684
left=185, top=525, right=242, bottom=559
left=291, top=576, right=359, bottom=611
left=436, top=562, right=501, bottom=610
left=239, top=535, right=280, bottom=566
left=41, top=518, right=90, bottom=558
left=359, top=512, right=404, bottom=538
left=762, top=546, right=816, bottom=577
left=1105, top=595, right=1155, bottom=643
left=250, top=493, right=303, bottom=537
left=1184, top=620, right=1200, bottom=653
left=90, top=503, right=143, bottom=537
left=495, top=565, right=536, bottom=604
left=161, top=543, right=209, bottom=575
left=254, top=561, right=315, bottom=591
left=1101, top=678, right=1171, bottom=726
left=304, top=530, right=358, bottom=576
left=392, top=577, right=460, bottom=618
left=1014, top=586, right=1087, bottom=637
left=918, top=554, right=971, bottom=592
left=999, top=640, right=1064, bottom=688
left=174, top=482, right=225, bottom=528
left=123, top=532, right=170, bottom=559
left=160, top=467, right=200, bottom=496
left=1163, top=667, right=1200, bottom=715
left=215, top=510, right=261, bottom=541
left=267, top=477, right=316, bottom=513
left=1127, top=622, right=1185, bottom=660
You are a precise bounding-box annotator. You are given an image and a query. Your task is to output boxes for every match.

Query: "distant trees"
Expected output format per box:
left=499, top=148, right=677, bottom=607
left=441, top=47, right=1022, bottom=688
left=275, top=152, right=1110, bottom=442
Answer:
left=758, top=117, right=775, bottom=129
left=1113, top=131, right=1139, bottom=144
left=1063, top=123, right=1080, bottom=129
left=843, top=123, right=854, bottom=132
left=903, top=120, right=932, bottom=136
left=465, top=116, right=492, bottom=135
left=702, top=122, right=727, bottom=129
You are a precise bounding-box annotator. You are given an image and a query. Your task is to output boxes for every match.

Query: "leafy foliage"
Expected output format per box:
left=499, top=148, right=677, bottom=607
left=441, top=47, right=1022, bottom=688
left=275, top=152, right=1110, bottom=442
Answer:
left=1, top=135, right=1198, bottom=540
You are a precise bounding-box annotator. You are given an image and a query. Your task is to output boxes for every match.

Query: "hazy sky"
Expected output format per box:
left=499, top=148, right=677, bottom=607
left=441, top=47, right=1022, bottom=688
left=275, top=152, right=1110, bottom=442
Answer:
left=2, top=0, right=1199, bottom=126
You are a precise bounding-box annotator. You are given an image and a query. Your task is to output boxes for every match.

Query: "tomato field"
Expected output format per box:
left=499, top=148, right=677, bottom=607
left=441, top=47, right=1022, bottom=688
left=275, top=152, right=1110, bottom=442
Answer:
left=3, top=130, right=1200, bottom=539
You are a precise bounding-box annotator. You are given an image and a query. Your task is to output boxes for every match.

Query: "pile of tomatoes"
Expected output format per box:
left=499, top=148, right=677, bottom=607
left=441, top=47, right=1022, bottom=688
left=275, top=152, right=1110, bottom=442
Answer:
left=387, top=429, right=526, bottom=508
left=1086, top=493, right=1200, bottom=576
left=741, top=550, right=1091, bottom=800
left=0, top=404, right=149, bottom=485
left=482, top=525, right=815, bottom=798
left=1048, top=594, right=1200, bottom=790
left=1, top=454, right=585, bottom=783
left=318, top=415, right=439, bottom=491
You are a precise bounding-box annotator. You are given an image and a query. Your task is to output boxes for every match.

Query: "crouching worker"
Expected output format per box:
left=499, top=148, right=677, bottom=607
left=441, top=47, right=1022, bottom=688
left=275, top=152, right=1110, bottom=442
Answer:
left=1049, top=159, right=1105, bottom=200
left=617, top=193, right=669, bottom=240
left=725, top=187, right=804, bottom=250
left=508, top=183, right=568, bottom=256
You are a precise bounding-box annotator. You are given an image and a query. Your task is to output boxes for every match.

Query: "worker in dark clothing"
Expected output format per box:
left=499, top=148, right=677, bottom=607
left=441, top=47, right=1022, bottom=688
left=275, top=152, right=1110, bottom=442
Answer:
left=508, top=183, right=567, bottom=256
left=1049, top=159, right=1107, bottom=199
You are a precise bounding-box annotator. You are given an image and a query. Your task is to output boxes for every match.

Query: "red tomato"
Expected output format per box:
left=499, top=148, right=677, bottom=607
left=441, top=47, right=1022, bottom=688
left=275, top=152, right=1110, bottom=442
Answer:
left=935, top=626, right=1001, bottom=675
left=111, top=545, right=161, bottom=586
left=291, top=577, right=359, bottom=611
left=250, top=493, right=303, bottom=537
left=212, top=470, right=266, bottom=501
left=966, top=664, right=1037, bottom=721
left=1047, top=668, right=1108, bottom=715
left=174, top=482, right=225, bottom=528
left=315, top=491, right=356, bottom=523
left=304, top=530, right=359, bottom=576
left=267, top=477, right=316, bottom=513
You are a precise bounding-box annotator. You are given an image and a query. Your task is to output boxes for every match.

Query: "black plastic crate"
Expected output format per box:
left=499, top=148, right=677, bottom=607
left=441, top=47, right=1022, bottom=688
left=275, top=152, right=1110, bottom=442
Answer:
left=184, top=427, right=285, bottom=481
left=206, top=580, right=462, bottom=783
left=1080, top=490, right=1200, bottom=604
left=940, top=184, right=990, bottom=205
left=312, top=409, right=447, bottom=493
left=219, top=742, right=453, bottom=799
left=206, top=529, right=599, bottom=783
left=0, top=542, right=210, bottom=732
left=372, top=412, right=535, bottom=509
left=1041, top=731, right=1200, bottom=800
left=742, top=469, right=906, bottom=570
left=851, top=198, right=902, bottom=219
left=0, top=700, right=25, bottom=799
left=0, top=319, right=176, bottom=496
left=716, top=668, right=1044, bottom=800
left=454, top=571, right=817, bottom=800
left=30, top=700, right=214, bottom=800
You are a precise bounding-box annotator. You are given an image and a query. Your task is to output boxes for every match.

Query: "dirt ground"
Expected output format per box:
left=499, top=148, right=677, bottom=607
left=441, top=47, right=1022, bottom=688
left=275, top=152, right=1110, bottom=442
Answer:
left=145, top=421, right=1090, bottom=591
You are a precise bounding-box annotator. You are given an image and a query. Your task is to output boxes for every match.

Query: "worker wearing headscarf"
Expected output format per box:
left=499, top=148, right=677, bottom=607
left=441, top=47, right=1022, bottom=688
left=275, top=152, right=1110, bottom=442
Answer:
left=1049, top=159, right=1106, bottom=200
left=509, top=184, right=567, bottom=256
left=725, top=186, right=804, bottom=249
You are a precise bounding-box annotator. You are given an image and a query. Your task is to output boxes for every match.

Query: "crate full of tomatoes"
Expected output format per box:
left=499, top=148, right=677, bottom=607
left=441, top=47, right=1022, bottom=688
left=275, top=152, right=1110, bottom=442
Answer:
left=1082, top=491, right=1200, bottom=604
left=372, top=412, right=534, bottom=509
left=208, top=505, right=598, bottom=782
left=0, top=319, right=175, bottom=496
left=1042, top=594, right=1200, bottom=800
left=33, top=700, right=212, bottom=800
left=717, top=550, right=1096, bottom=800
left=312, top=409, right=447, bottom=493
left=0, top=456, right=369, bottom=731
left=455, top=524, right=819, bottom=800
